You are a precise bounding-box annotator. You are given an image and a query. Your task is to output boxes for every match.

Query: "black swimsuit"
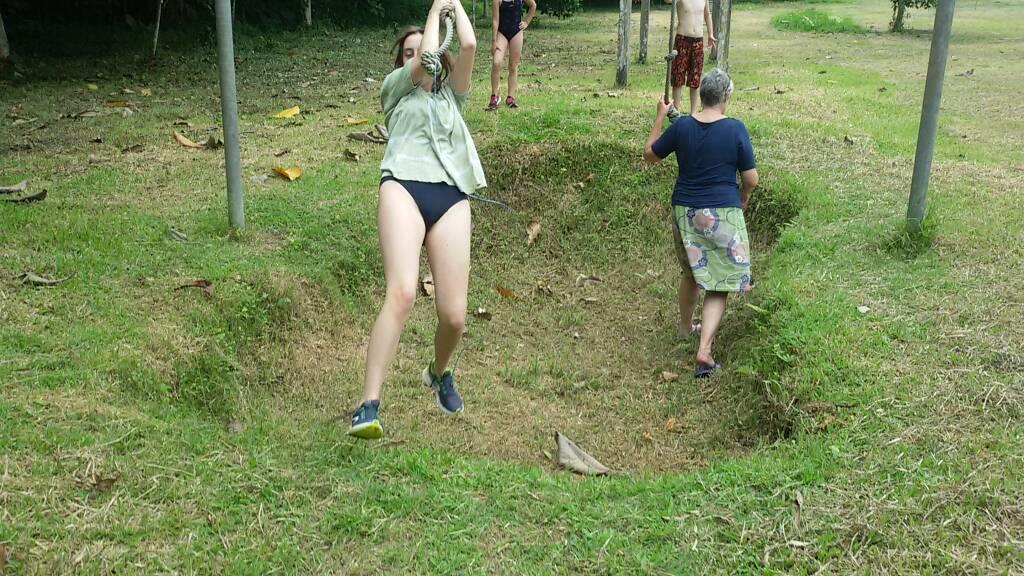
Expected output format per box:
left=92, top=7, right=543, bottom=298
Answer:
left=498, top=0, right=523, bottom=42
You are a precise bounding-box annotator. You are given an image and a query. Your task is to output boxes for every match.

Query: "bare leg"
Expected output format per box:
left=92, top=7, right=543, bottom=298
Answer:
left=678, top=274, right=699, bottom=337
left=672, top=85, right=682, bottom=110
left=507, top=31, right=524, bottom=99
left=425, top=199, right=472, bottom=373
left=689, top=87, right=699, bottom=115
left=491, top=34, right=509, bottom=97
left=696, top=291, right=728, bottom=367
left=361, top=181, right=426, bottom=403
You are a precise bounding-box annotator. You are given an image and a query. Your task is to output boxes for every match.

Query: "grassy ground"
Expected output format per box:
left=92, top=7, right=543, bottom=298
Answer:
left=2, top=0, right=1023, bottom=572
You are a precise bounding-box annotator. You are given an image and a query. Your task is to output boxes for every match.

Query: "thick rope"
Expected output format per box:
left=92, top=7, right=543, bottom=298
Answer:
left=664, top=0, right=680, bottom=122
left=421, top=7, right=456, bottom=92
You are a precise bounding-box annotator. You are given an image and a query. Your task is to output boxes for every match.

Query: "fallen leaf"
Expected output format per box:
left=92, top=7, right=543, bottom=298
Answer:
left=745, top=303, right=768, bottom=314
left=272, top=106, right=301, bottom=119
left=857, top=305, right=870, bottom=314
left=91, top=475, right=117, bottom=493
left=573, top=331, right=580, bottom=339
left=6, top=190, right=47, bottom=204
left=555, top=432, right=610, bottom=476
left=472, top=307, right=492, bottom=320
left=121, top=144, right=144, bottom=153
left=535, top=280, right=554, bottom=296
left=105, top=100, right=131, bottom=108
left=496, top=285, right=517, bottom=300
left=272, top=165, right=303, bottom=181
left=175, top=279, right=214, bottom=297
left=956, top=68, right=975, bottom=78
left=273, top=148, right=291, bottom=157
left=168, top=228, right=188, bottom=242
left=661, top=371, right=679, bottom=382
left=173, top=131, right=205, bottom=149
left=527, top=218, right=541, bottom=245
left=0, top=179, right=29, bottom=194
left=86, top=83, right=99, bottom=91
left=374, top=123, right=389, bottom=140
left=141, top=88, right=153, bottom=97
left=226, top=419, right=244, bottom=434
left=345, top=117, right=369, bottom=125
left=347, top=132, right=387, bottom=144
left=581, top=296, right=599, bottom=303
left=18, top=272, right=68, bottom=286
left=11, top=117, right=38, bottom=126
left=741, top=86, right=759, bottom=92
left=421, top=272, right=435, bottom=298
left=202, top=135, right=224, bottom=150
left=574, top=274, right=603, bottom=288
left=344, top=149, right=360, bottom=162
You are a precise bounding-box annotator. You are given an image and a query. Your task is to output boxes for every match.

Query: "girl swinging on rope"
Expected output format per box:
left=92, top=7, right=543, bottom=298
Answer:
left=348, top=0, right=486, bottom=439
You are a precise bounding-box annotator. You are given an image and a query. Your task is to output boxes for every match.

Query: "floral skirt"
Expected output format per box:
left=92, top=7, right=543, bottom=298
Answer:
left=672, top=205, right=752, bottom=293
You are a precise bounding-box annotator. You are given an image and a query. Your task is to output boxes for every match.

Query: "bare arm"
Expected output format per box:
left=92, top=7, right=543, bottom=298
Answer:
left=740, top=168, right=758, bottom=209
left=413, top=0, right=449, bottom=86
left=522, top=0, right=538, bottom=28
left=644, top=98, right=674, bottom=164
left=705, top=1, right=716, bottom=49
left=450, top=0, right=477, bottom=94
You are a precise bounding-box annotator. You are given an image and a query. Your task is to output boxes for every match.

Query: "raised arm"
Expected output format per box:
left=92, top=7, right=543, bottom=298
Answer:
left=450, top=0, right=477, bottom=94
left=413, top=0, right=448, bottom=86
left=644, top=98, right=674, bottom=164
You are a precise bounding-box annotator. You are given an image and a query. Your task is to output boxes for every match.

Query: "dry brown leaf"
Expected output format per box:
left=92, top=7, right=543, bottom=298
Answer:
left=581, top=296, right=599, bottom=303
left=272, top=106, right=301, bottom=119
left=272, top=166, right=303, bottom=181
left=347, top=132, right=387, bottom=144
left=273, top=148, right=291, bottom=157
left=374, top=123, right=389, bottom=140
left=661, top=371, right=679, bottom=382
left=18, top=272, right=67, bottom=286
left=555, top=432, right=610, bottom=476
left=91, top=475, right=117, bottom=493
left=575, top=274, right=603, bottom=288
left=535, top=280, right=554, bottom=296
left=345, top=117, right=369, bottom=125
left=0, top=179, right=28, bottom=194
left=121, top=144, right=144, bottom=154
left=496, top=286, right=517, bottom=300
left=173, top=131, right=204, bottom=149
left=175, top=279, right=214, bottom=297
left=6, top=190, right=47, bottom=204
left=141, top=88, right=153, bottom=97
left=527, top=217, right=541, bottom=245
left=105, top=100, right=131, bottom=108
left=421, top=272, right=435, bottom=298
left=344, top=149, right=360, bottom=162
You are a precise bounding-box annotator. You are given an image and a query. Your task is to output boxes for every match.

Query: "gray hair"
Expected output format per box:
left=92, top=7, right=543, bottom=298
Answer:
left=699, top=68, right=734, bottom=107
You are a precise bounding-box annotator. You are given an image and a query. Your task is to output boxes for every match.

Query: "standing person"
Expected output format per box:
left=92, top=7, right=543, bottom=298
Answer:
left=672, top=0, right=717, bottom=116
left=644, top=69, right=758, bottom=378
left=348, top=0, right=486, bottom=439
left=486, top=0, right=537, bottom=110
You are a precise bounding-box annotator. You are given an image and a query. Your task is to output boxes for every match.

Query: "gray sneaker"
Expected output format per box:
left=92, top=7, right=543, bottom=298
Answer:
left=421, top=362, right=464, bottom=415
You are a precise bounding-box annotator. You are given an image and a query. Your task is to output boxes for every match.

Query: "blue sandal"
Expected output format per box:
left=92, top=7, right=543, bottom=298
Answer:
left=694, top=362, right=721, bottom=379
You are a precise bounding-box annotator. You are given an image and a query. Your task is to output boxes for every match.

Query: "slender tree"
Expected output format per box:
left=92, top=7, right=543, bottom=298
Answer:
left=1, top=9, right=11, bottom=61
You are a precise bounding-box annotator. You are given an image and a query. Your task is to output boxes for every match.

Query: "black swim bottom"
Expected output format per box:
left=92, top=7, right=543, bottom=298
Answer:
left=380, top=176, right=467, bottom=232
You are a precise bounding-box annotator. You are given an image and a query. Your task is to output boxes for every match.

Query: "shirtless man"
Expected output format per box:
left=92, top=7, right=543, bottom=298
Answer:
left=672, top=0, right=717, bottom=116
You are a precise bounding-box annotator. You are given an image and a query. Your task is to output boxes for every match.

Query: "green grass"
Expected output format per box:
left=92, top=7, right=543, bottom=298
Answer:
left=2, top=0, right=1024, bottom=572
left=771, top=8, right=865, bottom=33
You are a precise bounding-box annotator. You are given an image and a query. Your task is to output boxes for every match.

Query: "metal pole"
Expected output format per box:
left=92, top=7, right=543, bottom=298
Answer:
left=907, top=0, right=955, bottom=234
left=214, top=0, right=245, bottom=229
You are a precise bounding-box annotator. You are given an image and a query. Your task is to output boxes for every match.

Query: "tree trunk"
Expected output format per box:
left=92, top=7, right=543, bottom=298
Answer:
left=638, top=0, right=650, bottom=64
left=0, top=10, right=10, bottom=61
left=710, top=0, right=722, bottom=64
left=616, top=0, right=631, bottom=86
left=891, top=0, right=907, bottom=32
left=303, top=0, right=311, bottom=26
left=152, top=0, right=166, bottom=57
left=716, top=0, right=732, bottom=71
left=232, top=0, right=237, bottom=22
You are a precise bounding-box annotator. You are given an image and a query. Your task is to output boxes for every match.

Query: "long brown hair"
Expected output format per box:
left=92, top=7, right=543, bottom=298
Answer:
left=392, top=25, right=453, bottom=84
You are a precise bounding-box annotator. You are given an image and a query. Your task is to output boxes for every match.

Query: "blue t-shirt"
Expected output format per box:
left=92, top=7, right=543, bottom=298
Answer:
left=651, top=116, right=756, bottom=208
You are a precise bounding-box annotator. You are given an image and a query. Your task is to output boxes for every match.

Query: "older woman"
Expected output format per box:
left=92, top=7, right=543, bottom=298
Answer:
left=643, top=68, right=758, bottom=378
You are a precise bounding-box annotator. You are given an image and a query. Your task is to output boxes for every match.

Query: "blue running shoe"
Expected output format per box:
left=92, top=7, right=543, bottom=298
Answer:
left=421, top=362, right=464, bottom=415
left=347, top=400, right=383, bottom=439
